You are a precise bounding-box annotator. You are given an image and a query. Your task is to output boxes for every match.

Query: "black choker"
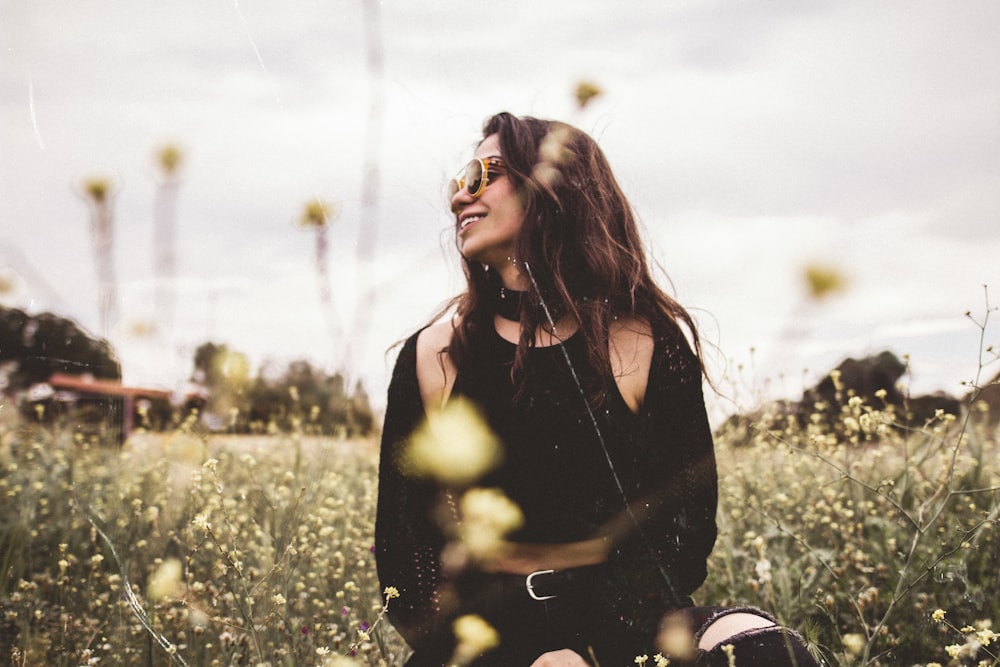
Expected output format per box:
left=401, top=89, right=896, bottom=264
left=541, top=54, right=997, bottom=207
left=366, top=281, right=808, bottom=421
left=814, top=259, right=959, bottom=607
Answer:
left=494, top=286, right=525, bottom=322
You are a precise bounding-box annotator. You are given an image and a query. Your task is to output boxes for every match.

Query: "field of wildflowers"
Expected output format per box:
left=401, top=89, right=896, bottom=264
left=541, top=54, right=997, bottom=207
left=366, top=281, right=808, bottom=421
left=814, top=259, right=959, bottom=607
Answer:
left=1, top=371, right=997, bottom=666
left=0, top=418, right=407, bottom=666
left=707, top=391, right=998, bottom=665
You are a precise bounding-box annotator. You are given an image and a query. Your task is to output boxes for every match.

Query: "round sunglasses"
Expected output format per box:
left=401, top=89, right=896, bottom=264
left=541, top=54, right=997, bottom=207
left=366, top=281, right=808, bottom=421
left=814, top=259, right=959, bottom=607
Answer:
left=449, top=156, right=506, bottom=199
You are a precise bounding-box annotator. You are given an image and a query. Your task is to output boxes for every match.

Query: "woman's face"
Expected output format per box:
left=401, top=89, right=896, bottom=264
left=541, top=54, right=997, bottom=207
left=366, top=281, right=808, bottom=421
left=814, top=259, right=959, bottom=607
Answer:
left=451, top=134, right=526, bottom=268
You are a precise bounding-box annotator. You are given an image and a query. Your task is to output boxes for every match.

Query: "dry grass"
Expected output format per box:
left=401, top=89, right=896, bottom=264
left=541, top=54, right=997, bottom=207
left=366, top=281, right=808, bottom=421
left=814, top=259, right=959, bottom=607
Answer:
left=1, top=425, right=404, bottom=666
left=1, top=391, right=997, bottom=666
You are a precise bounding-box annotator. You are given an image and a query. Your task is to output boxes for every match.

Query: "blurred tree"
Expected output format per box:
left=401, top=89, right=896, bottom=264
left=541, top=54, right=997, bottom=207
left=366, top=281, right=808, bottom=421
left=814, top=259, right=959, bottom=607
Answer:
left=190, top=341, right=250, bottom=430
left=0, top=306, right=122, bottom=432
left=0, top=306, right=120, bottom=391
left=240, top=356, right=374, bottom=436
left=348, top=378, right=374, bottom=435
left=190, top=344, right=373, bottom=436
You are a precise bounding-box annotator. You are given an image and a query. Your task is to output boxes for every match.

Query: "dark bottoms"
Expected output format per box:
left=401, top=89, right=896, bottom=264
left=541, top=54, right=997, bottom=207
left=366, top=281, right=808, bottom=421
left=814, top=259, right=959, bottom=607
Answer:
left=401, top=570, right=818, bottom=667
left=403, top=569, right=644, bottom=666
left=660, top=607, right=819, bottom=667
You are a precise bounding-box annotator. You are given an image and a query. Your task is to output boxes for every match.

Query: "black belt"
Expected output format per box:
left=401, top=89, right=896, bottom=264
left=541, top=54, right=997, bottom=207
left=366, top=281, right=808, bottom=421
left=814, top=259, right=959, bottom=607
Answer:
left=517, top=564, right=607, bottom=601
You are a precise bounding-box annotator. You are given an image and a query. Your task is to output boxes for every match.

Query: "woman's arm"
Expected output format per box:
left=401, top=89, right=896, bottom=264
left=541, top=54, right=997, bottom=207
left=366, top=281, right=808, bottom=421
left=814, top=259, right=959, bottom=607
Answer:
left=415, top=318, right=457, bottom=409
left=374, top=332, right=448, bottom=648
left=600, top=322, right=719, bottom=641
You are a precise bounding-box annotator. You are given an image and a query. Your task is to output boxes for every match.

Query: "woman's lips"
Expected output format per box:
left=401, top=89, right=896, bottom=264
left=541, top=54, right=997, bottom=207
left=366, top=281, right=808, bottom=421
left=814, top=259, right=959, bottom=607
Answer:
left=458, top=214, right=484, bottom=232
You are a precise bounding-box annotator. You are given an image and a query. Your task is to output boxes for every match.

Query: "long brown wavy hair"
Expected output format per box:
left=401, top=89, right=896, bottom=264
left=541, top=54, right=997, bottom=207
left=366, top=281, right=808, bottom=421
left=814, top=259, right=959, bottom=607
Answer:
left=438, top=111, right=704, bottom=405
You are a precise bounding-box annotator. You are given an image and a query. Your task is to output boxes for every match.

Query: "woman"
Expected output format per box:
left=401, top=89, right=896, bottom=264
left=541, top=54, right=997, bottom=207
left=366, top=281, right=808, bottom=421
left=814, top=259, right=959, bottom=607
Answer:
left=375, top=112, right=816, bottom=666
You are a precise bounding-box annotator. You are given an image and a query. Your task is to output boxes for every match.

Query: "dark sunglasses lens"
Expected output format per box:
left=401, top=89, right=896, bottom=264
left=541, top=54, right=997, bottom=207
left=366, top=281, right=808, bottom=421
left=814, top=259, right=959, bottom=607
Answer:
left=465, top=160, right=484, bottom=196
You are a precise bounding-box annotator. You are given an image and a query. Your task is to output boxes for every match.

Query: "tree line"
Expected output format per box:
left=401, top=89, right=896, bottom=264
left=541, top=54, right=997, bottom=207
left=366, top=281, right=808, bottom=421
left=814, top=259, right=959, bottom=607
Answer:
left=0, top=306, right=374, bottom=439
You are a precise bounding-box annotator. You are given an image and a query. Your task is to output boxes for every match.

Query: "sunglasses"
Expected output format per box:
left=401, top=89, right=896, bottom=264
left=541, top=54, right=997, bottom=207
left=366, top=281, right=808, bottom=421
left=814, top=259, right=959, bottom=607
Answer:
left=449, top=156, right=506, bottom=199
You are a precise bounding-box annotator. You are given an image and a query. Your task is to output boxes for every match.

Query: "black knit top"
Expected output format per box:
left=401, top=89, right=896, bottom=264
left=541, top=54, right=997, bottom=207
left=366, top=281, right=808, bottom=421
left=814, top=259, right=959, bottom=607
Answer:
left=374, top=321, right=718, bottom=655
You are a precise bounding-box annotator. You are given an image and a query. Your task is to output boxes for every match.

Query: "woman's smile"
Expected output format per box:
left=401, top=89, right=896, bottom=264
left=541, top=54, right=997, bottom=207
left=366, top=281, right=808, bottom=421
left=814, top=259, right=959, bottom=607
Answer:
left=457, top=212, right=485, bottom=233
left=451, top=134, right=526, bottom=271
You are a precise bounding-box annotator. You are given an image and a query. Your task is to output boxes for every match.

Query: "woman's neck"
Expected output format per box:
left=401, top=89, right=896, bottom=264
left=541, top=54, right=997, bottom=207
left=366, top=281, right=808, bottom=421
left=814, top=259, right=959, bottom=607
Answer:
left=492, top=258, right=528, bottom=292
left=493, top=285, right=524, bottom=322
left=493, top=313, right=579, bottom=347
left=487, top=258, right=577, bottom=345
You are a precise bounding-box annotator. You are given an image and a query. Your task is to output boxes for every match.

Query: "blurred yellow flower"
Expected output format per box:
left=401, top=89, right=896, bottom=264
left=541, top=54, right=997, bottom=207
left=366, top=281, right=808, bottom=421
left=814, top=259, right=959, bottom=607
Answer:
left=657, top=615, right=695, bottom=661
left=406, top=398, right=502, bottom=485
left=754, top=558, right=772, bottom=584
left=451, top=614, right=500, bottom=665
left=459, top=487, right=524, bottom=559
left=721, top=644, right=735, bottom=667
left=147, top=558, right=182, bottom=601
left=539, top=125, right=574, bottom=166
left=297, top=199, right=338, bottom=230
left=803, top=263, right=847, bottom=301
left=188, top=607, right=209, bottom=628
left=0, top=268, right=20, bottom=296
left=156, top=143, right=184, bottom=175
left=574, top=80, right=603, bottom=109
left=932, top=608, right=946, bottom=622
left=460, top=488, right=523, bottom=533
left=842, top=633, right=865, bottom=655
left=163, top=433, right=205, bottom=467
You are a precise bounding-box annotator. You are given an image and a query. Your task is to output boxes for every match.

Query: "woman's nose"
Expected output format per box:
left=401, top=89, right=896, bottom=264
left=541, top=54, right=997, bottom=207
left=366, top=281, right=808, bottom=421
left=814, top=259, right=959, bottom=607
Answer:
left=450, top=183, right=473, bottom=213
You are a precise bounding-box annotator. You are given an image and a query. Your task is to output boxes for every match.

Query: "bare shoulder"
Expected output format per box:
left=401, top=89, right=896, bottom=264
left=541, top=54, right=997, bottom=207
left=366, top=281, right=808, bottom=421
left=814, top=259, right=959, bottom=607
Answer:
left=609, top=317, right=654, bottom=413
left=416, top=317, right=458, bottom=410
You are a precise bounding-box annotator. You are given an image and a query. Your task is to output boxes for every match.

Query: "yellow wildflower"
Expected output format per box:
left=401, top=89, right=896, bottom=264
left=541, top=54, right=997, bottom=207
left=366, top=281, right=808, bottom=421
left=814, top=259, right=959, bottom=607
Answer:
left=842, top=633, right=865, bottom=655
left=147, top=558, right=182, bottom=601
left=406, top=399, right=502, bottom=485
left=451, top=614, right=500, bottom=665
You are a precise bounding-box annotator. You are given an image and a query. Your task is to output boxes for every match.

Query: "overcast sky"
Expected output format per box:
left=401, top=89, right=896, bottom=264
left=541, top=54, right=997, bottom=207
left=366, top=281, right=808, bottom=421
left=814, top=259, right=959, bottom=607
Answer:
left=2, top=0, right=998, bottom=417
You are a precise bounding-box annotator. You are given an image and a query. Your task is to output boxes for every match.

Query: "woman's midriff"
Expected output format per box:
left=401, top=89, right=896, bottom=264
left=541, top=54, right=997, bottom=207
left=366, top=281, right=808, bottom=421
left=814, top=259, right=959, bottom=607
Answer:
left=481, top=537, right=611, bottom=575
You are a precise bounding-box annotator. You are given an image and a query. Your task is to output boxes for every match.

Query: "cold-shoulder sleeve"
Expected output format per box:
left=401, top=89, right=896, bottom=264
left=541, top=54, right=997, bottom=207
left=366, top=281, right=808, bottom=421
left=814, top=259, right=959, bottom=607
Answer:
left=600, top=323, right=718, bottom=641
left=374, top=332, right=447, bottom=649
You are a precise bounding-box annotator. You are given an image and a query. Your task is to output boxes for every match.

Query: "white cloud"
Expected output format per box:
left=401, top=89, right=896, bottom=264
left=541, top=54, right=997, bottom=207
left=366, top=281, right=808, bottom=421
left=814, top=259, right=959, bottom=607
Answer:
left=2, top=0, right=998, bottom=410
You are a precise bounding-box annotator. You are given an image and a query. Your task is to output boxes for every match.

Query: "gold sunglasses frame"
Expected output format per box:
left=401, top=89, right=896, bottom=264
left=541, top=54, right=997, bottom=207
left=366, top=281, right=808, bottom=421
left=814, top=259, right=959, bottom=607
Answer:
left=449, top=156, right=506, bottom=199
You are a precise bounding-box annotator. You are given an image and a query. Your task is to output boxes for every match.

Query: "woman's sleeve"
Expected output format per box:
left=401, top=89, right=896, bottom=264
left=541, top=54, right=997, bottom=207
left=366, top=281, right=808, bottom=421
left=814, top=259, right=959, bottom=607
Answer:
left=374, top=333, right=447, bottom=649
left=602, top=323, right=719, bottom=640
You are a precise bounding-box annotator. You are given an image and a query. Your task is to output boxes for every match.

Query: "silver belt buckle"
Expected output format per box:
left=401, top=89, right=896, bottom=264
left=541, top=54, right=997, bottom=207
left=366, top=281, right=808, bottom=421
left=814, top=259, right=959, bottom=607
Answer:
left=525, top=569, right=557, bottom=601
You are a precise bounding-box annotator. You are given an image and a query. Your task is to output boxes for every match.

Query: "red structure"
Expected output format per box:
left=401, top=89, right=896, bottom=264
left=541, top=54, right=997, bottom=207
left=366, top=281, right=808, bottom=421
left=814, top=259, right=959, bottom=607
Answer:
left=47, top=372, right=173, bottom=437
